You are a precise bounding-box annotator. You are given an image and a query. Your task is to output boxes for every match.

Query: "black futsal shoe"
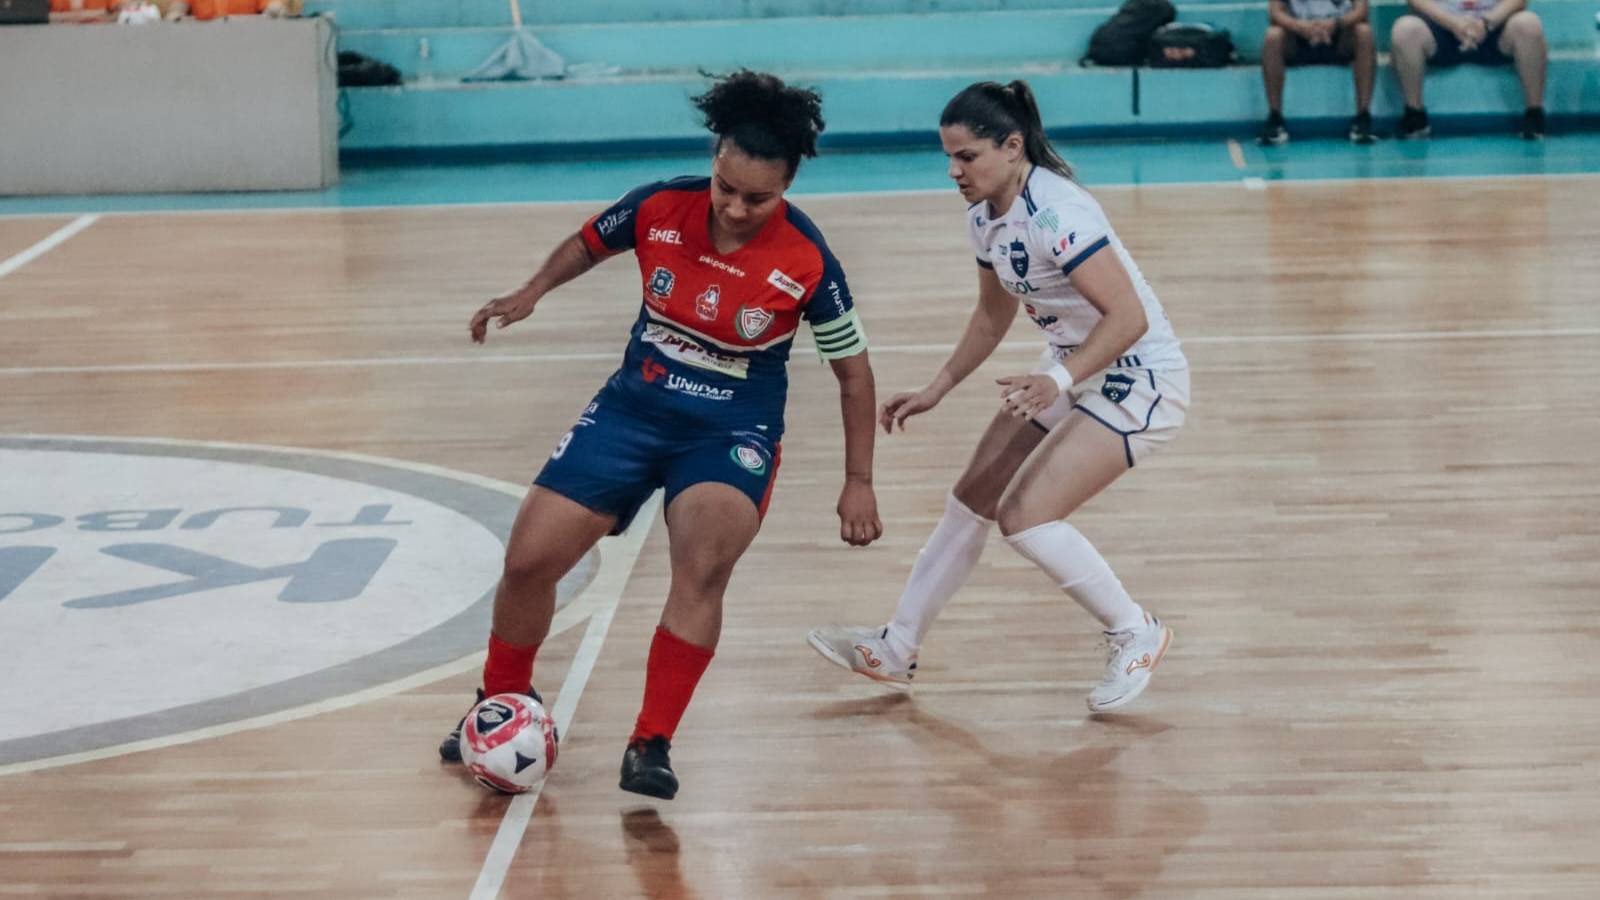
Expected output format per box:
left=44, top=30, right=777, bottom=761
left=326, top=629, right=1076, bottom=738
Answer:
left=1347, top=112, right=1377, bottom=144
left=1520, top=107, right=1545, bottom=141
left=1396, top=106, right=1431, bottom=140
left=1257, top=112, right=1289, bottom=146
left=619, top=735, right=678, bottom=800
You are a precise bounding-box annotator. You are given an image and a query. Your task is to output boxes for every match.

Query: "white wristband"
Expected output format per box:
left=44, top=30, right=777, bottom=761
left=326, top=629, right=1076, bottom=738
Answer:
left=1046, top=364, right=1075, bottom=393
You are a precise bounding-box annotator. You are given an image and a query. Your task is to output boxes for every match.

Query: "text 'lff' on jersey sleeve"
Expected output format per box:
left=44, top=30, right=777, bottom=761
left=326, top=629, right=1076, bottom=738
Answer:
left=786, top=205, right=867, bottom=361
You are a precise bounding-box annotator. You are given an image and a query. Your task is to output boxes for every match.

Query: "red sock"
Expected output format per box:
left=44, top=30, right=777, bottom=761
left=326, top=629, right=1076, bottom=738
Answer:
left=630, top=626, right=714, bottom=744
left=482, top=633, right=540, bottom=697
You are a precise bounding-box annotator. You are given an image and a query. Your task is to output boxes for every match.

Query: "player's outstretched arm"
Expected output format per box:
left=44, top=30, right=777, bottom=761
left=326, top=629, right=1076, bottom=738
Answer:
left=881, top=266, right=1018, bottom=433
left=829, top=351, right=883, bottom=547
left=469, top=232, right=604, bottom=344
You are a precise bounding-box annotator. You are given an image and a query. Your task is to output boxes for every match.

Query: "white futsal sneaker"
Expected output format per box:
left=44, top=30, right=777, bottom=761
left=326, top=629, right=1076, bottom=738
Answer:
left=1086, top=613, right=1173, bottom=713
left=806, top=625, right=917, bottom=688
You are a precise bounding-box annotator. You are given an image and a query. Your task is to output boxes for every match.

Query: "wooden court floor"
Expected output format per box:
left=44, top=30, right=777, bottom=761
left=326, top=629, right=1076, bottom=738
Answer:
left=2, top=177, right=1598, bottom=898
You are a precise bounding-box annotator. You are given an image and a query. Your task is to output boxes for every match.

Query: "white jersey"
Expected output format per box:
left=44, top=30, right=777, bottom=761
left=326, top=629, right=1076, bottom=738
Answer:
left=968, top=167, right=1186, bottom=371
left=1284, top=0, right=1354, bottom=21
left=1438, top=0, right=1493, bottom=17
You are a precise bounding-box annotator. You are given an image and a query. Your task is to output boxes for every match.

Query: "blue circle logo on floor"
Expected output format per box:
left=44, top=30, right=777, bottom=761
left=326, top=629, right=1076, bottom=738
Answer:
left=0, top=436, right=594, bottom=768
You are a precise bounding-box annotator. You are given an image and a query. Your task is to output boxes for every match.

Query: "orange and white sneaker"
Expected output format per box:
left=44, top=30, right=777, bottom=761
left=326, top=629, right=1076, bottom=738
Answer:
left=1087, top=613, right=1172, bottom=712
left=806, top=625, right=916, bottom=689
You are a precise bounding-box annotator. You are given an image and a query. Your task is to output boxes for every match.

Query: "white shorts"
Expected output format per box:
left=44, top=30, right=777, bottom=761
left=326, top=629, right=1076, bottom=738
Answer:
left=1029, top=348, right=1190, bottom=467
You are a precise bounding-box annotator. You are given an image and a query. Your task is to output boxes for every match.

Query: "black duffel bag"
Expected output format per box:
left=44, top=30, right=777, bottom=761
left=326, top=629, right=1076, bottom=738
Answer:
left=338, top=51, right=402, bottom=87
left=1082, top=0, right=1176, bottom=67
left=1146, top=22, right=1237, bottom=68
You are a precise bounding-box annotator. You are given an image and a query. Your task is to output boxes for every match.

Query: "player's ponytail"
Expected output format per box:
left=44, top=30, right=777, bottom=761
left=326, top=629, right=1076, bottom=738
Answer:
left=940, top=80, right=1075, bottom=181
left=1003, top=81, right=1074, bottom=181
left=692, top=69, right=825, bottom=178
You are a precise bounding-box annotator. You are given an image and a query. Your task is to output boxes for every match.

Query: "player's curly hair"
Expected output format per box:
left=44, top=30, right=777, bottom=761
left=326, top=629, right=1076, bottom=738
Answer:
left=941, top=80, right=1075, bottom=181
left=692, top=70, right=825, bottom=178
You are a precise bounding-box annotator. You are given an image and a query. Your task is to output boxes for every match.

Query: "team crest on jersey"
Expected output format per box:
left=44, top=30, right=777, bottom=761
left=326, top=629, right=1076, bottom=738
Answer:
left=648, top=266, right=676, bottom=299
left=1101, top=373, right=1136, bottom=404
left=730, top=444, right=767, bottom=475
left=695, top=284, right=720, bottom=321
left=1009, top=239, right=1030, bottom=278
left=736, top=305, right=774, bottom=340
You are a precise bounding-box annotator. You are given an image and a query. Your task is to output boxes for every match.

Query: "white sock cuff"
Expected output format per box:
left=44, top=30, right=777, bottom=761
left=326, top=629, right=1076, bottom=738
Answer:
left=945, top=491, right=992, bottom=526
left=1002, top=519, right=1061, bottom=547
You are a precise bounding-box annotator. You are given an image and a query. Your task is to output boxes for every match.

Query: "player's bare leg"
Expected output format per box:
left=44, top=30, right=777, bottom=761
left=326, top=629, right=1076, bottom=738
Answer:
left=622, top=482, right=760, bottom=799
left=809, top=410, right=1042, bottom=686
left=999, top=412, right=1172, bottom=712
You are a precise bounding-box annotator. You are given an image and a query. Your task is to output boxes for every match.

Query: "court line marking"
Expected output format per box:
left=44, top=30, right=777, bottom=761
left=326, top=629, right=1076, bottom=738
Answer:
left=0, top=841, right=130, bottom=854
left=469, top=489, right=662, bottom=900
left=3, top=326, right=1598, bottom=378
left=0, top=171, right=1597, bottom=220
left=0, top=433, right=612, bottom=778
left=1226, top=139, right=1247, bottom=171
left=0, top=214, right=98, bottom=279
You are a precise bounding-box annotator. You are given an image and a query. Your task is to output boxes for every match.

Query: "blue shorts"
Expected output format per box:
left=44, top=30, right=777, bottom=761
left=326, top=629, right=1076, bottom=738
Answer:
left=533, top=392, right=782, bottom=535
left=1426, top=19, right=1509, bottom=66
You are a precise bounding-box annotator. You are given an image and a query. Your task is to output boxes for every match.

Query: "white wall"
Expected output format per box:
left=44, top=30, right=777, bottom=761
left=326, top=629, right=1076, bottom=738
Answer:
left=0, top=17, right=338, bottom=195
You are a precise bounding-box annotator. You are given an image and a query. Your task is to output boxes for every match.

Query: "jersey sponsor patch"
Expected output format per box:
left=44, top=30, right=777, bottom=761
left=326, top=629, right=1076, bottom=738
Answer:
left=824, top=279, right=847, bottom=318
left=1051, top=232, right=1078, bottom=258
left=700, top=255, right=746, bottom=278
left=665, top=372, right=734, bottom=401
left=767, top=268, right=805, bottom=300
left=640, top=323, right=749, bottom=379
left=736, top=305, right=774, bottom=340
left=596, top=209, right=632, bottom=237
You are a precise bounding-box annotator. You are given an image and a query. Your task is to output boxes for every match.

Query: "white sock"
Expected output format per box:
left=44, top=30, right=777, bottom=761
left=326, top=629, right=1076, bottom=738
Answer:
left=1004, top=520, right=1146, bottom=632
left=884, top=492, right=992, bottom=660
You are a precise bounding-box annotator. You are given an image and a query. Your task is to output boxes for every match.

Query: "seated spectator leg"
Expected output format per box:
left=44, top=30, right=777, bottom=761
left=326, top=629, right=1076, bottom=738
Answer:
left=1261, top=25, right=1289, bottom=116
left=1389, top=15, right=1436, bottom=110
left=1500, top=10, right=1546, bottom=108
left=1350, top=22, right=1375, bottom=115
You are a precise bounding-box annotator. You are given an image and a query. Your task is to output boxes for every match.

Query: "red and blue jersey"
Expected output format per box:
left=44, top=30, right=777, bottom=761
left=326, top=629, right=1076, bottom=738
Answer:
left=580, top=176, right=866, bottom=438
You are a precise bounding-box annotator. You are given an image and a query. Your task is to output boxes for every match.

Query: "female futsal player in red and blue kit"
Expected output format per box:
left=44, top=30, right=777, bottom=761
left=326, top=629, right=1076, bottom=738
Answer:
left=439, top=71, right=882, bottom=800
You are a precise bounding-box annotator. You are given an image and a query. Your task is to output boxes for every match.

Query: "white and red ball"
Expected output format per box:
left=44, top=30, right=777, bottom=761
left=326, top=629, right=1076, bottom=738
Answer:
left=460, top=693, right=558, bottom=794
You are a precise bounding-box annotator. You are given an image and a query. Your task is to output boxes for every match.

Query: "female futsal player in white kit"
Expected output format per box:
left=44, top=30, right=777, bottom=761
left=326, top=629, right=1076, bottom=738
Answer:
left=808, top=79, right=1190, bottom=712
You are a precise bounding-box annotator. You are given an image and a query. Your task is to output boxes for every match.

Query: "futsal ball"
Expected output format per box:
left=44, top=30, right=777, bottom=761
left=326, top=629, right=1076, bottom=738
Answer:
left=460, top=693, right=558, bottom=794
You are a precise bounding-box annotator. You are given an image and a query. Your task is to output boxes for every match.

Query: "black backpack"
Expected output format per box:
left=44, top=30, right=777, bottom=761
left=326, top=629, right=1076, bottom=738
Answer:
left=1083, top=0, right=1177, bottom=67
left=337, top=51, right=402, bottom=87
left=1146, top=22, right=1237, bottom=68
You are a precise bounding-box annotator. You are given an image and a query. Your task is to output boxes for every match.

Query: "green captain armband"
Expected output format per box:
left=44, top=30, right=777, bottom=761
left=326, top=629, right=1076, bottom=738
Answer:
left=810, top=308, right=868, bottom=361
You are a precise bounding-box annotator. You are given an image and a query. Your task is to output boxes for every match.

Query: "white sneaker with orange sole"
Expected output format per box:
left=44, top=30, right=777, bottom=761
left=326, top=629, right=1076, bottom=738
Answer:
left=806, top=625, right=916, bottom=689
left=1087, top=613, right=1172, bottom=712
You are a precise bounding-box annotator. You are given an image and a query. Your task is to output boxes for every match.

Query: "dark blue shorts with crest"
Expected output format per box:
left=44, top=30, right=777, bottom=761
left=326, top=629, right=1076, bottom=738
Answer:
left=532, top=389, right=781, bottom=535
